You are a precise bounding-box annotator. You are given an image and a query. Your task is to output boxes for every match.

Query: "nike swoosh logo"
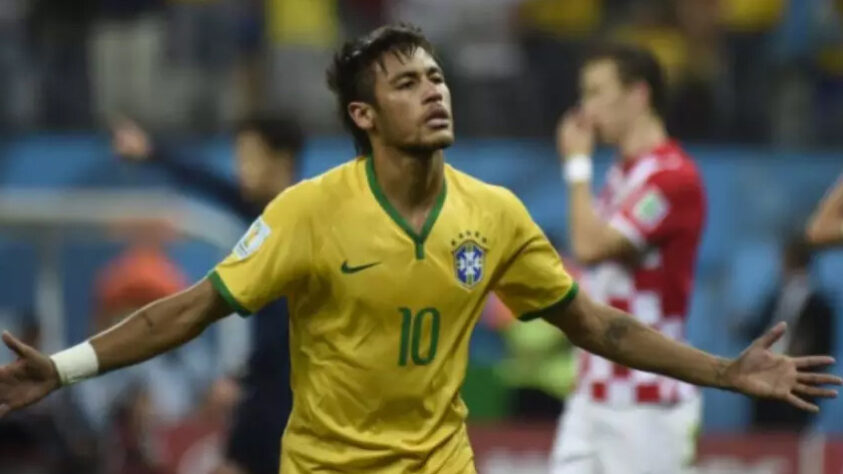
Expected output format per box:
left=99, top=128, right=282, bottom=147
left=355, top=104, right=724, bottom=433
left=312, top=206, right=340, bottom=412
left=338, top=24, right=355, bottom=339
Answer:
left=341, top=260, right=381, bottom=274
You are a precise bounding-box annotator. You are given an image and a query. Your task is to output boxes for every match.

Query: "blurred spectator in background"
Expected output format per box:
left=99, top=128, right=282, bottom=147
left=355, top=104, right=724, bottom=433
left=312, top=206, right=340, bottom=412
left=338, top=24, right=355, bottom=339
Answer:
left=0, top=0, right=36, bottom=131
left=159, top=376, right=242, bottom=474
left=30, top=0, right=95, bottom=129
left=265, top=0, right=339, bottom=131
left=88, top=0, right=165, bottom=127
left=112, top=114, right=303, bottom=474
left=719, top=0, right=786, bottom=142
left=103, top=383, right=167, bottom=474
left=166, top=0, right=240, bottom=131
left=670, top=0, right=722, bottom=140
left=340, top=0, right=386, bottom=38
left=516, top=0, right=603, bottom=134
left=74, top=243, right=215, bottom=434
left=807, top=174, right=843, bottom=247
left=812, top=0, right=843, bottom=145
left=738, top=236, right=835, bottom=431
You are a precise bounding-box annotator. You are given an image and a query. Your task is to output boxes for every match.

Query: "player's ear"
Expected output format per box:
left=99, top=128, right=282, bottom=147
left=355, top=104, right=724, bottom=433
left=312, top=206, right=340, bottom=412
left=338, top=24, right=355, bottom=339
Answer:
left=348, top=101, right=375, bottom=133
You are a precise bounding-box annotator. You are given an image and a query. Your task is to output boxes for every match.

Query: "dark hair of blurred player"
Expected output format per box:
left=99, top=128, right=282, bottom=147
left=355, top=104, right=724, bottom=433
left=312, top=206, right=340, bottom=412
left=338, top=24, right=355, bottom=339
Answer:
left=577, top=43, right=668, bottom=153
left=233, top=116, right=303, bottom=203
left=326, top=23, right=454, bottom=158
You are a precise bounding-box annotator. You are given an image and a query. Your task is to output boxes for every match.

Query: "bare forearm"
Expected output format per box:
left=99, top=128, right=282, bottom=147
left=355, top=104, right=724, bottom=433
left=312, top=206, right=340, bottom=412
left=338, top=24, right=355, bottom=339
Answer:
left=568, top=183, right=634, bottom=264
left=552, top=293, right=732, bottom=390
left=90, top=280, right=225, bottom=374
left=568, top=182, right=603, bottom=260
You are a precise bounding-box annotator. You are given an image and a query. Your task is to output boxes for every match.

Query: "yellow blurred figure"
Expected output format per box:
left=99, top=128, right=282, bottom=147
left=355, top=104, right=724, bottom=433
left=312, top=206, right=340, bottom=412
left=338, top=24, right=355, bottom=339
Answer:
left=266, top=0, right=339, bottom=47
left=719, top=0, right=787, bottom=32
left=518, top=0, right=603, bottom=38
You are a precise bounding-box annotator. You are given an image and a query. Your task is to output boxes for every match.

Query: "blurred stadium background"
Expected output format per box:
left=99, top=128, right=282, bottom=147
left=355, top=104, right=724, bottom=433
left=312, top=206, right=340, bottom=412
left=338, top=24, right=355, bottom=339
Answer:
left=1, top=0, right=842, bottom=473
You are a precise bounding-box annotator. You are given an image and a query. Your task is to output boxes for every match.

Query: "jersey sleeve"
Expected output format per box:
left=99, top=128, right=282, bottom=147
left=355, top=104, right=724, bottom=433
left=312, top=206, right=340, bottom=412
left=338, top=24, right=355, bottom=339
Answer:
left=208, top=183, right=314, bottom=316
left=492, top=190, right=579, bottom=321
left=608, top=169, right=702, bottom=249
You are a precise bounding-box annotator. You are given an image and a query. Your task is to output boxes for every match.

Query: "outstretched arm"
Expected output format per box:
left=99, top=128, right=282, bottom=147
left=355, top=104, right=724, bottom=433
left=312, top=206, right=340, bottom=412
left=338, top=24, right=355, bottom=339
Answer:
left=806, top=176, right=843, bottom=247
left=0, top=278, right=231, bottom=417
left=545, top=291, right=842, bottom=412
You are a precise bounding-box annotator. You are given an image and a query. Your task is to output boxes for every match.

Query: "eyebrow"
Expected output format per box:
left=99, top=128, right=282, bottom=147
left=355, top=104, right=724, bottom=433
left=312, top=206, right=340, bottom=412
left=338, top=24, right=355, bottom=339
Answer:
left=389, top=66, right=443, bottom=84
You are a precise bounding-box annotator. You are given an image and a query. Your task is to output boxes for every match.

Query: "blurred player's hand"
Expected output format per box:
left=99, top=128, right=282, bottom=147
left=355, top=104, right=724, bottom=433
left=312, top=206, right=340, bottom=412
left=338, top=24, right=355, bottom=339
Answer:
left=724, top=322, right=842, bottom=412
left=0, top=331, right=61, bottom=418
left=111, top=117, right=153, bottom=161
left=556, top=109, right=595, bottom=159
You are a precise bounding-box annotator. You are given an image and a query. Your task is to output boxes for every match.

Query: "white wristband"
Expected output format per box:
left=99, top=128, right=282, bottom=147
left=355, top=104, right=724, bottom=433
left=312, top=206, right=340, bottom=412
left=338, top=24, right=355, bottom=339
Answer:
left=564, top=154, right=593, bottom=183
left=50, top=342, right=99, bottom=386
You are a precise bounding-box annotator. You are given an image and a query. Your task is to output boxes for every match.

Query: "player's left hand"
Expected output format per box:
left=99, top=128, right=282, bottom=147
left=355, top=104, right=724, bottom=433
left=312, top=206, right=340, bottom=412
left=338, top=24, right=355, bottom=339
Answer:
left=724, top=322, right=842, bottom=412
left=556, top=109, right=595, bottom=160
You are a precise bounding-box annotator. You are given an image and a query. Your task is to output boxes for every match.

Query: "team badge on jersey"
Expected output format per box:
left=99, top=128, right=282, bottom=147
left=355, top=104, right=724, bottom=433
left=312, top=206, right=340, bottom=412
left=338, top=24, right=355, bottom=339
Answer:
left=453, top=238, right=485, bottom=288
left=234, top=216, right=271, bottom=260
left=632, top=186, right=669, bottom=230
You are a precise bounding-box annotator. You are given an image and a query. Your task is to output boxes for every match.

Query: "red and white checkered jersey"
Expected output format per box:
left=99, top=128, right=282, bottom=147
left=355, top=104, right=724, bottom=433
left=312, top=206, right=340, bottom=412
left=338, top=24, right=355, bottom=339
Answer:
left=577, top=140, right=706, bottom=406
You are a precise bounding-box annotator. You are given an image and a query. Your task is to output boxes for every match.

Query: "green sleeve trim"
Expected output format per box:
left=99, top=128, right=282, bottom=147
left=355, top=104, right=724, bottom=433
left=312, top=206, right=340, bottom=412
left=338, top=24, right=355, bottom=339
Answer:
left=519, top=282, right=579, bottom=322
left=208, top=270, right=252, bottom=317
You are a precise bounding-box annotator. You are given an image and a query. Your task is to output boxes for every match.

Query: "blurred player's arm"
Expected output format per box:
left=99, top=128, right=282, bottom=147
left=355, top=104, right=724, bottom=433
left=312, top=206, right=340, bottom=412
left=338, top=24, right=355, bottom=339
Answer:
left=806, top=176, right=843, bottom=247
left=556, top=111, right=637, bottom=264
left=111, top=118, right=253, bottom=217
left=0, top=278, right=231, bottom=416
left=544, top=290, right=842, bottom=412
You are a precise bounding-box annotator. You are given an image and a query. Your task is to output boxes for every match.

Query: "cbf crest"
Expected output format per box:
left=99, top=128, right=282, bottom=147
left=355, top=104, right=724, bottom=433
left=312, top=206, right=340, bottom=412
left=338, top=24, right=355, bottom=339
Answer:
left=452, top=231, right=488, bottom=288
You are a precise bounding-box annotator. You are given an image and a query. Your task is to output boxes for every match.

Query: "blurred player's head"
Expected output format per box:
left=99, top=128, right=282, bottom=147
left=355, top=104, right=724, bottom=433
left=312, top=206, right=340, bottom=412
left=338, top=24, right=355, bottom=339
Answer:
left=579, top=44, right=667, bottom=144
left=235, top=115, right=303, bottom=202
left=327, top=23, right=453, bottom=157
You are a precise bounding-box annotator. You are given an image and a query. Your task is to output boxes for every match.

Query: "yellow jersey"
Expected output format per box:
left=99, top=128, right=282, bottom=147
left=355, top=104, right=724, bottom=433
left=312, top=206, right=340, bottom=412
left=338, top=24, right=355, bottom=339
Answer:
left=209, top=157, right=578, bottom=473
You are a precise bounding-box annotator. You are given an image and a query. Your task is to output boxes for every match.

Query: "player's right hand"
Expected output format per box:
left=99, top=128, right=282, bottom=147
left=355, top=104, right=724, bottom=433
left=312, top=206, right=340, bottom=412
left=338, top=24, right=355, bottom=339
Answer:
left=111, top=117, right=153, bottom=161
left=0, top=331, right=61, bottom=418
left=556, top=108, right=595, bottom=160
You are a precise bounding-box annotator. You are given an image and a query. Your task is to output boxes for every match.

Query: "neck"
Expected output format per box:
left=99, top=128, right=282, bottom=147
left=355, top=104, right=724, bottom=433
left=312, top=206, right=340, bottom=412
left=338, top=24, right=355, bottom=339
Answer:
left=618, top=113, right=668, bottom=162
left=371, top=145, right=444, bottom=212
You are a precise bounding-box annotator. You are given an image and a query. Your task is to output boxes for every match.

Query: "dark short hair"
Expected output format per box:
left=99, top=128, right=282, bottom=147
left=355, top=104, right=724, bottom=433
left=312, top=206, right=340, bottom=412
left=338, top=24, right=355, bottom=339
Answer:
left=583, top=43, right=668, bottom=118
left=235, top=115, right=304, bottom=159
left=326, top=23, right=436, bottom=155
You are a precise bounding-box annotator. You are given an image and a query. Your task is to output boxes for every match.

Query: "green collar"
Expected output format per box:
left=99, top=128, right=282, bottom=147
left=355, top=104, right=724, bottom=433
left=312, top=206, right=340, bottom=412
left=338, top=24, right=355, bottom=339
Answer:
left=366, top=156, right=447, bottom=259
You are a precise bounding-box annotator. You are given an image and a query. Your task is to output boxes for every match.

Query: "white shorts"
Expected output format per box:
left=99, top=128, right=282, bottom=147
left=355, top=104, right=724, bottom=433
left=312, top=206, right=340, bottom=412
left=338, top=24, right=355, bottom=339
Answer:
left=550, top=393, right=702, bottom=474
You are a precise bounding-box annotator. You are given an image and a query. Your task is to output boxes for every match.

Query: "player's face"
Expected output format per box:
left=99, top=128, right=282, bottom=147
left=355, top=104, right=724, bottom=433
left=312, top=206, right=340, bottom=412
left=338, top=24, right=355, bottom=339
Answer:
left=235, top=131, right=294, bottom=202
left=368, top=48, right=454, bottom=153
left=580, top=59, right=638, bottom=144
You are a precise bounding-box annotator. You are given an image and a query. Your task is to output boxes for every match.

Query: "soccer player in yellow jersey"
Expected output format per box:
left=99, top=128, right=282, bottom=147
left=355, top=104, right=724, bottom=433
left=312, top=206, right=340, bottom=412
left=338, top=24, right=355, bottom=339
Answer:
left=0, top=24, right=840, bottom=474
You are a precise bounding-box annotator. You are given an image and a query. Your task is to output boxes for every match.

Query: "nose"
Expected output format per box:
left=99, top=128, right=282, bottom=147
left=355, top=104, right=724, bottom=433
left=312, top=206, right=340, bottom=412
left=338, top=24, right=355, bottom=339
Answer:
left=422, top=78, right=444, bottom=105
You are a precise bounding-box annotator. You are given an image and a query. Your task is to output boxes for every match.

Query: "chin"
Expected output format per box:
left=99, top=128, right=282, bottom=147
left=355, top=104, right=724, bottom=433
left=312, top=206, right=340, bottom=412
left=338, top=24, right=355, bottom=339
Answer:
left=426, top=129, right=455, bottom=149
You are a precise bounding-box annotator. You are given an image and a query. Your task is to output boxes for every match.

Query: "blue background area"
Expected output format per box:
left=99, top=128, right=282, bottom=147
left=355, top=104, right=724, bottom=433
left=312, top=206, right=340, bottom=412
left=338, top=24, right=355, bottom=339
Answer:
left=1, top=135, right=841, bottom=433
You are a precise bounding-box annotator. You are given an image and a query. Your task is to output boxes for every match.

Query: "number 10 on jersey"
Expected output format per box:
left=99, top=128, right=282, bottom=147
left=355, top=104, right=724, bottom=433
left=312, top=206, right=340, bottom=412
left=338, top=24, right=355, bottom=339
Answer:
left=398, top=307, right=441, bottom=366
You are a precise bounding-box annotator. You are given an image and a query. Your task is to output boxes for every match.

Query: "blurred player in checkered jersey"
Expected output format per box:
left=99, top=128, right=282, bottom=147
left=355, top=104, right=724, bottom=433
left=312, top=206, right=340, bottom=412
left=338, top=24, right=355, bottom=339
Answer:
left=552, top=44, right=706, bottom=474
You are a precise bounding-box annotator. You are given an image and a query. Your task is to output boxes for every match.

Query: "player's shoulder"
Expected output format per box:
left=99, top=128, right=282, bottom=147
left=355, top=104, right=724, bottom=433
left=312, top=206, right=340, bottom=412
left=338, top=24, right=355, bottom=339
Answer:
left=445, top=163, right=524, bottom=209
left=645, top=141, right=703, bottom=188
left=262, top=157, right=363, bottom=220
